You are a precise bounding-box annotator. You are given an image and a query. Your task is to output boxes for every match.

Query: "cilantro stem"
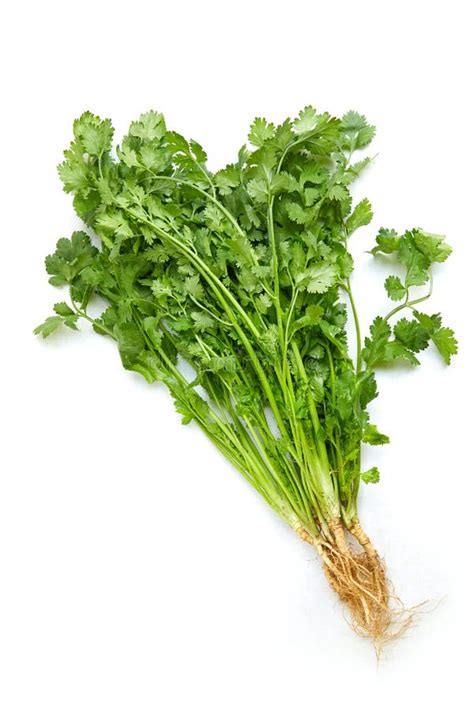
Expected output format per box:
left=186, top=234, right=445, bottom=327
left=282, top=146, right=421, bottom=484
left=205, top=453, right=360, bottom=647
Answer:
left=143, top=171, right=248, bottom=242
left=69, top=299, right=116, bottom=338
left=342, top=281, right=362, bottom=373
left=383, top=272, right=433, bottom=323
left=124, top=206, right=292, bottom=441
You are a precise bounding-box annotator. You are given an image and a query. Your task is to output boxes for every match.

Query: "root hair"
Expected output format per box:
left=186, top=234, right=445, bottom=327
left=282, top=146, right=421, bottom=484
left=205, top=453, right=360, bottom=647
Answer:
left=298, top=521, right=422, bottom=653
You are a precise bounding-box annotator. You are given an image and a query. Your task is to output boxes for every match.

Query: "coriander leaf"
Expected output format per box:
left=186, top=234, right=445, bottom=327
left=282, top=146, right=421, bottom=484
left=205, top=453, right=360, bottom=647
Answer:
left=118, top=144, right=140, bottom=167
left=45, top=232, right=98, bottom=285
left=341, top=111, right=376, bottom=150
left=346, top=198, right=373, bottom=236
left=214, top=165, right=240, bottom=195
left=361, top=467, right=380, bottom=484
left=362, top=424, right=390, bottom=445
left=73, top=111, right=113, bottom=157
left=393, top=318, right=430, bottom=352
left=413, top=311, right=442, bottom=333
left=341, top=157, right=372, bottom=185
left=327, top=184, right=349, bottom=202
left=362, top=317, right=391, bottom=367
left=384, top=276, right=406, bottom=301
left=115, top=322, right=146, bottom=370
left=397, top=231, right=431, bottom=286
left=191, top=312, right=215, bottom=332
left=300, top=264, right=338, bottom=294
left=384, top=340, right=420, bottom=365
left=34, top=316, right=64, bottom=338
left=130, top=111, right=166, bottom=141
left=286, top=201, right=307, bottom=224
left=413, top=230, right=452, bottom=263
left=247, top=178, right=268, bottom=203
left=248, top=118, right=275, bottom=147
left=370, top=227, right=400, bottom=255
left=432, top=326, right=458, bottom=364
left=53, top=302, right=75, bottom=316
left=293, top=106, right=318, bottom=134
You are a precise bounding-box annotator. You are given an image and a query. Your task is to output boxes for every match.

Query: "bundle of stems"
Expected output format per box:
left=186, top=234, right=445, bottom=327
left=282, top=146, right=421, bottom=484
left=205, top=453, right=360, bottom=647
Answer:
left=36, top=107, right=456, bottom=642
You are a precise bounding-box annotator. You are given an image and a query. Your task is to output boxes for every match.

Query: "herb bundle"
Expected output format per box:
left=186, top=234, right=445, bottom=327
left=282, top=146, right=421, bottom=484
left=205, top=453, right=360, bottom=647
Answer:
left=36, top=107, right=456, bottom=642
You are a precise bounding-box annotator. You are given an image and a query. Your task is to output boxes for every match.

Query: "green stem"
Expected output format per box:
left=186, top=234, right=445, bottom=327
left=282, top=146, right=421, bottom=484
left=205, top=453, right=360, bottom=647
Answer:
left=290, top=341, right=339, bottom=521
left=123, top=206, right=291, bottom=441
left=383, top=273, right=433, bottom=324
left=342, top=281, right=362, bottom=373
left=143, top=172, right=248, bottom=242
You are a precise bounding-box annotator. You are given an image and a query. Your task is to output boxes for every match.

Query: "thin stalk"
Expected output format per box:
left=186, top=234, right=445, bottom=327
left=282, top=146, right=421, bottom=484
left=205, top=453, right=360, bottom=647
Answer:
left=123, top=206, right=291, bottom=441
left=383, top=273, right=433, bottom=324
left=290, top=340, right=339, bottom=521
left=143, top=172, right=248, bottom=242
left=342, top=281, right=362, bottom=373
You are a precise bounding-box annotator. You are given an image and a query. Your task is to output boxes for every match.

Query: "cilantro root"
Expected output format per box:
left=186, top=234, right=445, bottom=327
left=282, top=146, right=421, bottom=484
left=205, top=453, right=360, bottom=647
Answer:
left=36, top=107, right=457, bottom=644
left=299, top=522, right=414, bottom=647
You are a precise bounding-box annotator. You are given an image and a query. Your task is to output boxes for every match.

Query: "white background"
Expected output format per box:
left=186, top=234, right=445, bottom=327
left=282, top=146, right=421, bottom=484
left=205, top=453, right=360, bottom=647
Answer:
left=1, top=1, right=473, bottom=709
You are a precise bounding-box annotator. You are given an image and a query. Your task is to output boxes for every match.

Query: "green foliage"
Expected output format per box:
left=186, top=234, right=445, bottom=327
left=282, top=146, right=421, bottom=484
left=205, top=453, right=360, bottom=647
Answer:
left=346, top=198, right=373, bottom=236
left=384, top=276, right=406, bottom=301
left=361, top=467, right=380, bottom=484
left=36, top=107, right=456, bottom=536
left=366, top=227, right=457, bottom=368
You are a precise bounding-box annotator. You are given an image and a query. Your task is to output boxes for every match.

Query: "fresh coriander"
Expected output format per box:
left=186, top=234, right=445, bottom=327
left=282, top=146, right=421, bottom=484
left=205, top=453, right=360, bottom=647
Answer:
left=36, top=107, right=456, bottom=644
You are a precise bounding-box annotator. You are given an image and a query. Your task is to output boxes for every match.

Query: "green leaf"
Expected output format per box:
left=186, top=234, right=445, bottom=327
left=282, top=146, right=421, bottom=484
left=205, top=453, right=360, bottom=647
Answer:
left=53, top=302, right=75, bottom=316
left=432, top=326, right=458, bottom=364
left=119, top=144, right=140, bottom=167
left=271, top=172, right=299, bottom=195
left=130, top=351, right=167, bottom=384
left=304, top=187, right=321, bottom=207
left=115, top=322, right=146, bottom=370
left=293, top=106, right=318, bottom=134
left=291, top=304, right=324, bottom=335
left=57, top=158, right=89, bottom=193
left=96, top=212, right=134, bottom=240
left=362, top=424, right=390, bottom=445
left=45, top=232, right=98, bottom=285
left=384, top=276, right=406, bottom=301
left=301, top=264, right=338, bottom=294
left=286, top=201, right=307, bottom=224
left=361, top=467, right=380, bottom=484
left=34, top=316, right=64, bottom=338
left=397, top=231, right=431, bottom=286
left=248, top=117, right=275, bottom=147
left=342, top=157, right=372, bottom=185
left=64, top=315, right=79, bottom=331
left=346, top=198, right=373, bottom=236
left=393, top=318, right=430, bottom=352
left=191, top=311, right=215, bottom=332
left=341, top=111, right=376, bottom=150
left=362, top=317, right=391, bottom=367
left=413, top=230, right=452, bottom=263
left=130, top=111, right=166, bottom=141
left=327, top=184, right=349, bottom=202
left=384, top=340, right=420, bottom=365
left=370, top=227, right=400, bottom=255
left=183, top=274, right=204, bottom=300
left=357, top=369, right=378, bottom=408
left=73, top=111, right=113, bottom=157
left=413, top=311, right=442, bottom=333
left=214, top=165, right=240, bottom=195
left=247, top=178, right=268, bottom=203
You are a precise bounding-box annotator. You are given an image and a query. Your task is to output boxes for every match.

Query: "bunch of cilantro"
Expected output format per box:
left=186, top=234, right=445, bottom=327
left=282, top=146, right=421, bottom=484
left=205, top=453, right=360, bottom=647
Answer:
left=36, top=107, right=456, bottom=620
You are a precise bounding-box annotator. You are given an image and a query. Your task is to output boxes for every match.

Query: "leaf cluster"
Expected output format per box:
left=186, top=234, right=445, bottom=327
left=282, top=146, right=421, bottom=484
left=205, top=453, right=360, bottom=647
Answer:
left=36, top=107, right=456, bottom=534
